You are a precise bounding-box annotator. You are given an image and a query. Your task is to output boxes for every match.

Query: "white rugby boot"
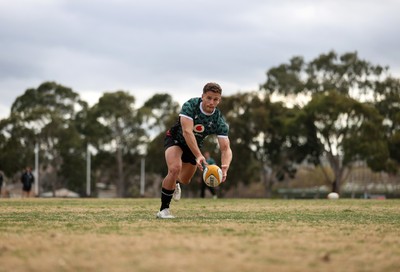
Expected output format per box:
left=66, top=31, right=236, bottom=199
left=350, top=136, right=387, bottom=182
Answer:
left=156, top=208, right=175, bottom=219
left=173, top=183, right=181, bottom=201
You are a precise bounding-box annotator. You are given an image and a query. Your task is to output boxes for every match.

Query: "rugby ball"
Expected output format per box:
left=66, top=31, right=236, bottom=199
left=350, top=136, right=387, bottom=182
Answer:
left=203, top=165, right=223, bottom=187
left=327, top=192, right=339, bottom=200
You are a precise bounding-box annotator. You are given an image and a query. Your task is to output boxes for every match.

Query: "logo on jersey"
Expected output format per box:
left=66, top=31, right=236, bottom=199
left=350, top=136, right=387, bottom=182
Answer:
left=193, top=124, right=205, bottom=133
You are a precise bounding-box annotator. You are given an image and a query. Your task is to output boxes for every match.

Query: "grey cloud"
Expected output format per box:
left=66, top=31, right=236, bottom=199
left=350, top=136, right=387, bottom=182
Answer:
left=1, top=0, right=400, bottom=118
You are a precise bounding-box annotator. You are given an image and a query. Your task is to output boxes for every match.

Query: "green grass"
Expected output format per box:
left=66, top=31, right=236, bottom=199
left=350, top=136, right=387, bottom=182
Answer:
left=1, top=198, right=399, bottom=229
left=0, top=198, right=399, bottom=272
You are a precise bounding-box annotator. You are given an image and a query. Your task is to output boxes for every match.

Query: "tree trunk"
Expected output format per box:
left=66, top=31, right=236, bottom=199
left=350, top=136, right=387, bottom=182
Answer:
left=326, top=153, right=344, bottom=193
left=262, top=163, right=273, bottom=198
left=116, top=145, right=124, bottom=197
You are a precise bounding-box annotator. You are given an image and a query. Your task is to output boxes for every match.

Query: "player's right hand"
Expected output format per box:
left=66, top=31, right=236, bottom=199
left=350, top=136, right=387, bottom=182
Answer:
left=196, top=156, right=207, bottom=171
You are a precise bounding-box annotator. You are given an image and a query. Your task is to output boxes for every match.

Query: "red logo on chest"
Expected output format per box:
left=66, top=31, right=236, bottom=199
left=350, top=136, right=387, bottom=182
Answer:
left=194, top=124, right=205, bottom=133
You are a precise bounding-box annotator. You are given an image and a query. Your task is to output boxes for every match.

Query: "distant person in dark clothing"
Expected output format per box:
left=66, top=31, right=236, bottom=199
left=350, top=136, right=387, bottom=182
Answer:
left=21, top=167, right=35, bottom=198
left=200, top=151, right=218, bottom=199
left=0, top=171, right=3, bottom=197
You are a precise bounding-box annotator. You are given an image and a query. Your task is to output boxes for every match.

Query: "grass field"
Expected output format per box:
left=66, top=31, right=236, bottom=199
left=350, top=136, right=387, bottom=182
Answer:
left=0, top=198, right=399, bottom=272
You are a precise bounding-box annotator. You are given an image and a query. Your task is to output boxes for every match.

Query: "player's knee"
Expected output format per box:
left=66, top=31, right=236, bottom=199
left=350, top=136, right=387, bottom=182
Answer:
left=168, top=165, right=181, bottom=178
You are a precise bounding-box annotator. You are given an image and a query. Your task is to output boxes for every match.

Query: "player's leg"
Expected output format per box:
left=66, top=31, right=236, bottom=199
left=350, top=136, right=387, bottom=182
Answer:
left=178, top=163, right=197, bottom=184
left=171, top=162, right=196, bottom=202
left=208, top=186, right=217, bottom=199
left=200, top=180, right=206, bottom=198
left=162, top=145, right=182, bottom=190
left=172, top=145, right=197, bottom=201
left=157, top=146, right=182, bottom=219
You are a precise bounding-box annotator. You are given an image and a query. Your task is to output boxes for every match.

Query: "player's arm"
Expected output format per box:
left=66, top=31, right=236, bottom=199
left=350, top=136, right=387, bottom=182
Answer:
left=180, top=116, right=206, bottom=170
left=217, top=136, right=232, bottom=183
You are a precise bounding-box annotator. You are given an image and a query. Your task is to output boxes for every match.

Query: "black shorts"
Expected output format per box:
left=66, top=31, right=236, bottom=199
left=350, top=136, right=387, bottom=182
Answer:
left=164, top=135, right=196, bottom=165
left=23, top=185, right=32, bottom=192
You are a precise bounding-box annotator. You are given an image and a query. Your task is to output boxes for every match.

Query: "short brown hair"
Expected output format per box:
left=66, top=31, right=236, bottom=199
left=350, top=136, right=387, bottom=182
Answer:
left=203, top=82, right=222, bottom=95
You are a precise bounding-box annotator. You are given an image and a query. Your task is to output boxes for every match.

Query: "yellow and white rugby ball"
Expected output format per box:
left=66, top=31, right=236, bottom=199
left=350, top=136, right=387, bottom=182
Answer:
left=203, top=165, right=223, bottom=187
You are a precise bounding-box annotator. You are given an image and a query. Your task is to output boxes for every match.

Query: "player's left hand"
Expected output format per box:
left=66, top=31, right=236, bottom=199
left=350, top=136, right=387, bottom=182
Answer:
left=221, top=174, right=227, bottom=183
left=221, top=165, right=229, bottom=183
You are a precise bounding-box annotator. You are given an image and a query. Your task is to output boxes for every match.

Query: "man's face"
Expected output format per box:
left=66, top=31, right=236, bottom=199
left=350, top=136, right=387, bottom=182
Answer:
left=201, top=91, right=221, bottom=114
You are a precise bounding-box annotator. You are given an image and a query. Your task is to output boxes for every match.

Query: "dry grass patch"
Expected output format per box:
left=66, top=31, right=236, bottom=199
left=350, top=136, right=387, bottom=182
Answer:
left=0, top=198, right=399, bottom=272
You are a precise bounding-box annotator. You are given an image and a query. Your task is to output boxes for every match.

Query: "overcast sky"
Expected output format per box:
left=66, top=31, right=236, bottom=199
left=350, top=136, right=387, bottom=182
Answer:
left=1, top=0, right=399, bottom=119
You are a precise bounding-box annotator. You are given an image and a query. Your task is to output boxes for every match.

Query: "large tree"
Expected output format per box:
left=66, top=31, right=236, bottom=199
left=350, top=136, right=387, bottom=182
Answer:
left=300, top=91, right=387, bottom=192
left=86, top=91, right=146, bottom=197
left=217, top=92, right=304, bottom=196
left=261, top=51, right=395, bottom=193
left=374, top=76, right=400, bottom=172
left=0, top=81, right=88, bottom=193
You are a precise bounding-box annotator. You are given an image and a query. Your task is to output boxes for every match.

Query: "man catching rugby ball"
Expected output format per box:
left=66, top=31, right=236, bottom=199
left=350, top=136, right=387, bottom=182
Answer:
left=157, top=82, right=233, bottom=219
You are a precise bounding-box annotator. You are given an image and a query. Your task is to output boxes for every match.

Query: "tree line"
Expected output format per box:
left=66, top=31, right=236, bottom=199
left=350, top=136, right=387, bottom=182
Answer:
left=0, top=51, right=399, bottom=197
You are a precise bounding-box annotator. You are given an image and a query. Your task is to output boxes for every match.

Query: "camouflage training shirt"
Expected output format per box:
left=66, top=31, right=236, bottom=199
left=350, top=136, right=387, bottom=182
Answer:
left=168, top=97, right=229, bottom=148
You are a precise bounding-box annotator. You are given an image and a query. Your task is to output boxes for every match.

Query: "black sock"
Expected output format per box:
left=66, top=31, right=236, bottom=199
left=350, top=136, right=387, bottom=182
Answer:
left=160, top=187, right=175, bottom=211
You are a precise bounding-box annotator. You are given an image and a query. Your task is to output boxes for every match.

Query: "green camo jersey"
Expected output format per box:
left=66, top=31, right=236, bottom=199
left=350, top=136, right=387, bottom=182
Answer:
left=168, top=97, right=229, bottom=148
